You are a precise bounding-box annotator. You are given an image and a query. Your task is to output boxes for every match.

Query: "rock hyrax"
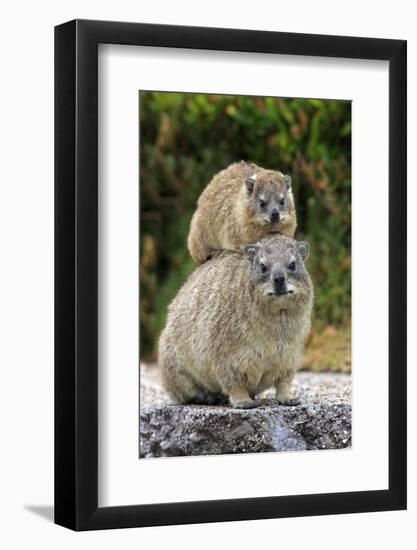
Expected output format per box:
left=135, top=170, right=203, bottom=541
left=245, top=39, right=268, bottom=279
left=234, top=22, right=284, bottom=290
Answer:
left=187, top=161, right=297, bottom=263
left=160, top=235, right=313, bottom=408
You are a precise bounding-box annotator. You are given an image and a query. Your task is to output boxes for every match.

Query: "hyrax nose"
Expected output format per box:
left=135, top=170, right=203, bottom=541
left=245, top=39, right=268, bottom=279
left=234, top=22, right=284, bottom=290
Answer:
left=270, top=208, right=279, bottom=223
left=273, top=272, right=286, bottom=289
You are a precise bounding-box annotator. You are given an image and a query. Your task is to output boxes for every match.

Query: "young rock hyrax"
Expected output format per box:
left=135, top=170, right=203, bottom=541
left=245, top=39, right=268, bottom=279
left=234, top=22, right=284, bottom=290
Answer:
left=187, top=161, right=297, bottom=263
left=160, top=235, right=313, bottom=408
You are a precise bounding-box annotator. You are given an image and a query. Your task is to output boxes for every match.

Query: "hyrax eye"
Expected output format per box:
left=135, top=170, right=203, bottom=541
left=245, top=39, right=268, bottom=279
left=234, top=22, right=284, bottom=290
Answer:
left=260, top=263, right=268, bottom=274
left=288, top=261, right=296, bottom=271
left=279, top=198, right=285, bottom=206
left=259, top=199, right=266, bottom=208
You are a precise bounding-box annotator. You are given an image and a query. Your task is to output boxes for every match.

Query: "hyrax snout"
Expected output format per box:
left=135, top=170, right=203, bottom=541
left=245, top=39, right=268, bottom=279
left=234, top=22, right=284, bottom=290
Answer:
left=187, top=161, right=297, bottom=263
left=160, top=235, right=313, bottom=409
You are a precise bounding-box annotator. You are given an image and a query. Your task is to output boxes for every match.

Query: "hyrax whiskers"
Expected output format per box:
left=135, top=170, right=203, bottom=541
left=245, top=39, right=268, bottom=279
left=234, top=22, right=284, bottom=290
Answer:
left=160, top=235, right=313, bottom=408
left=187, top=161, right=297, bottom=263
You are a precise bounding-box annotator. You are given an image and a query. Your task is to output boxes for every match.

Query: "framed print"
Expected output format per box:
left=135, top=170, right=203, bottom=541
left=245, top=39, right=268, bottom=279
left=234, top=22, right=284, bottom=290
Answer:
left=55, top=19, right=407, bottom=530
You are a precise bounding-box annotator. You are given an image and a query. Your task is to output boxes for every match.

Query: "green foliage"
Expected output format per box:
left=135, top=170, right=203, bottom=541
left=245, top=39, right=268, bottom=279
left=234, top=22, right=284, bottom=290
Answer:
left=140, top=92, right=351, bottom=359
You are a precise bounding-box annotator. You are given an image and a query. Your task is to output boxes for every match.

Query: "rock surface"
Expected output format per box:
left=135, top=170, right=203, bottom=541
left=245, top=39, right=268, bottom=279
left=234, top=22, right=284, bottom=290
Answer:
left=139, top=365, right=351, bottom=458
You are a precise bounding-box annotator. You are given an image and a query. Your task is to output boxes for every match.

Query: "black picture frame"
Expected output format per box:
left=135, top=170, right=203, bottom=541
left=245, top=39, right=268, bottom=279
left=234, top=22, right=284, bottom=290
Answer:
left=55, top=19, right=407, bottom=531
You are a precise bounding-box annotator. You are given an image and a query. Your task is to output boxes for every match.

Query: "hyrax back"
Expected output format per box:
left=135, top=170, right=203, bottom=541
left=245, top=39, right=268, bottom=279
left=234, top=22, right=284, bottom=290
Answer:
left=160, top=235, right=313, bottom=408
left=187, top=161, right=297, bottom=263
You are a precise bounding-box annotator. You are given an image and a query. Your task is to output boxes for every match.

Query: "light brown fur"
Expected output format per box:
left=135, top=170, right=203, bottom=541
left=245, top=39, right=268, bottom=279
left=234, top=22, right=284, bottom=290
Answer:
left=187, top=161, right=297, bottom=263
left=160, top=235, right=313, bottom=408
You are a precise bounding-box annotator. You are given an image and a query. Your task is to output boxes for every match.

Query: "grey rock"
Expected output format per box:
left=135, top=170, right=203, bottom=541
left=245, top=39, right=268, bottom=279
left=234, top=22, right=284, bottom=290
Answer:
left=139, top=400, right=351, bottom=458
left=139, top=365, right=352, bottom=458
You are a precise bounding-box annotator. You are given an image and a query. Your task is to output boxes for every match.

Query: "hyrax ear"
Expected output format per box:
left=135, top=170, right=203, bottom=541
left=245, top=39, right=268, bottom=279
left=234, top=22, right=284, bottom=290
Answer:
left=283, top=175, right=292, bottom=190
left=244, top=243, right=259, bottom=262
left=297, top=241, right=310, bottom=262
left=245, top=175, right=257, bottom=194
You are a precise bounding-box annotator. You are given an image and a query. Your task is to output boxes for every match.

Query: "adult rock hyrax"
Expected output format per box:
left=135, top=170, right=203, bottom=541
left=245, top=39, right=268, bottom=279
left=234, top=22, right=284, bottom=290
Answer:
left=187, top=161, right=297, bottom=263
left=160, top=235, right=313, bottom=408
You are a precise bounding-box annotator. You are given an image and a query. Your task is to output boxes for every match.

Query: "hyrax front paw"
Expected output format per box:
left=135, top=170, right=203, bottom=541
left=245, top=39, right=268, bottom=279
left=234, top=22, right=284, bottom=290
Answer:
left=278, top=396, right=301, bottom=407
left=229, top=391, right=259, bottom=409
left=276, top=378, right=300, bottom=406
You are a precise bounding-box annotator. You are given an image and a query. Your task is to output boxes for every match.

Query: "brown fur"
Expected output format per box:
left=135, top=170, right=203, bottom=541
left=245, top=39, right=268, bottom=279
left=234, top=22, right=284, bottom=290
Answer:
left=187, top=161, right=297, bottom=263
left=160, top=235, right=313, bottom=408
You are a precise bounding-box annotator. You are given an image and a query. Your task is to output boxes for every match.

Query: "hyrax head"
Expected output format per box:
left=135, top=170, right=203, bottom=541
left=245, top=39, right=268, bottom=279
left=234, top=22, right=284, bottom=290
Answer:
left=245, top=169, right=294, bottom=228
left=245, top=235, right=311, bottom=304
